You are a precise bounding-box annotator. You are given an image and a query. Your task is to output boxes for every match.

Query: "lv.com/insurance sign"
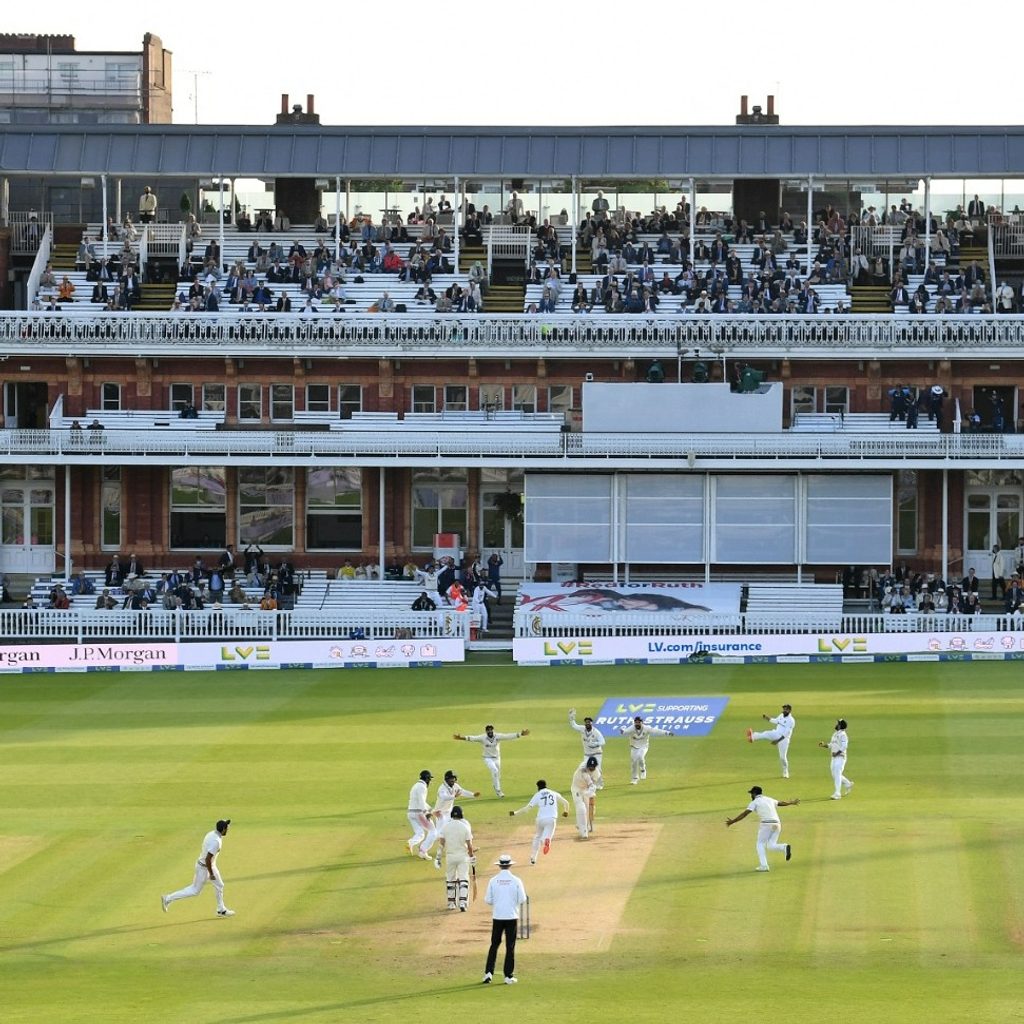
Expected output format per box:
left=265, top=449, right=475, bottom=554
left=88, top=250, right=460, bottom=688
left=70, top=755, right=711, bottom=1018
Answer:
left=594, top=697, right=730, bottom=736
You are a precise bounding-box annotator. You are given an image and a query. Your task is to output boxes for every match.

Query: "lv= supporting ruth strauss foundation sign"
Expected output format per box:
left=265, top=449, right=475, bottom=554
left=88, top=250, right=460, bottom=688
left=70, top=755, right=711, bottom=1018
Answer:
left=594, top=697, right=730, bottom=736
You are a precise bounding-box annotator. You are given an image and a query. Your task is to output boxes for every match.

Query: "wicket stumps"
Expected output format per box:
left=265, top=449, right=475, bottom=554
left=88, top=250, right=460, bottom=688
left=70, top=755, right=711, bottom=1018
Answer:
left=519, top=895, right=531, bottom=939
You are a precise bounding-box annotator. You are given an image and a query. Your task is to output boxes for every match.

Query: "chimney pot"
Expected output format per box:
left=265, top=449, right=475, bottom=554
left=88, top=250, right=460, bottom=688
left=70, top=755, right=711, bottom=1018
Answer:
left=740, top=95, right=748, bottom=116
left=767, top=94, right=775, bottom=116
left=307, top=94, right=314, bottom=115
left=281, top=93, right=288, bottom=115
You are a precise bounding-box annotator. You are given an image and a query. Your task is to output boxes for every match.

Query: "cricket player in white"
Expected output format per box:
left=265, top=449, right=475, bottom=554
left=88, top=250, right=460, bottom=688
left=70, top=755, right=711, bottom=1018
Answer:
left=819, top=718, right=854, bottom=799
left=422, top=769, right=480, bottom=856
left=510, top=779, right=570, bottom=863
left=620, top=715, right=674, bottom=784
left=453, top=724, right=530, bottom=797
left=726, top=786, right=800, bottom=871
left=570, top=757, right=600, bottom=838
left=747, top=704, right=796, bottom=778
left=471, top=581, right=498, bottom=632
left=406, top=769, right=435, bottom=858
left=161, top=819, right=235, bottom=916
left=436, top=805, right=475, bottom=911
left=568, top=708, right=606, bottom=786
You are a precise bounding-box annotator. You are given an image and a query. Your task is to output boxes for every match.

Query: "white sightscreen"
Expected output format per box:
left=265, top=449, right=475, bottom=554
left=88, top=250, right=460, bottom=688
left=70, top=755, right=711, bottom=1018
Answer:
left=623, top=475, right=705, bottom=562
left=525, top=474, right=612, bottom=562
left=714, top=475, right=796, bottom=563
left=805, top=475, right=892, bottom=564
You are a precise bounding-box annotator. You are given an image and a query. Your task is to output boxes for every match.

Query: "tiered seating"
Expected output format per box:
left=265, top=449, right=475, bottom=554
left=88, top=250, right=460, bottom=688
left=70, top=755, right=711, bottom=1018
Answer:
left=347, top=410, right=564, bottom=433
left=792, top=412, right=940, bottom=433
left=744, top=583, right=844, bottom=617
left=51, top=409, right=224, bottom=430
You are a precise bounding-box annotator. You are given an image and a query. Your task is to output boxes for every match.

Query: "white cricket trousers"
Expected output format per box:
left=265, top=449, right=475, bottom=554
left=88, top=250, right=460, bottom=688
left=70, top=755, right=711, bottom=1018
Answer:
left=165, top=861, right=226, bottom=911
left=407, top=810, right=432, bottom=852
left=755, top=822, right=787, bottom=870
left=630, top=744, right=649, bottom=782
left=571, top=791, right=591, bottom=837
left=830, top=755, right=852, bottom=797
left=445, top=854, right=470, bottom=909
left=483, top=756, right=503, bottom=795
left=531, top=817, right=557, bottom=858
left=752, top=729, right=791, bottom=777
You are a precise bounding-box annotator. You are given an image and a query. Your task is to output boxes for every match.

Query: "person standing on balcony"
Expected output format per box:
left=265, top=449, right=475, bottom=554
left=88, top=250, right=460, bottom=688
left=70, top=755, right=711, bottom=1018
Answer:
left=139, top=186, right=158, bottom=224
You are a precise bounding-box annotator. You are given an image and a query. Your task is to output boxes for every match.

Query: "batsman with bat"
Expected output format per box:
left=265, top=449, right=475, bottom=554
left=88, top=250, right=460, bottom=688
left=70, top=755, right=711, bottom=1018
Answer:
left=436, top=805, right=476, bottom=911
left=571, top=756, right=600, bottom=839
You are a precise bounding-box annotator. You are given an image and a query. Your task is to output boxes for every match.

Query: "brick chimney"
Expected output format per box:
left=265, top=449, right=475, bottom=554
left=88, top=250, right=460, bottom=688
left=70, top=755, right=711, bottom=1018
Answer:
left=275, top=93, right=320, bottom=126
left=736, top=95, right=780, bottom=126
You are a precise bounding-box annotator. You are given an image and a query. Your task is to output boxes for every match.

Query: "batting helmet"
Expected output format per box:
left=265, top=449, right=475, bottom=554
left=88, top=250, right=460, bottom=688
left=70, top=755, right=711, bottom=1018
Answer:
left=451, top=805, right=464, bottom=819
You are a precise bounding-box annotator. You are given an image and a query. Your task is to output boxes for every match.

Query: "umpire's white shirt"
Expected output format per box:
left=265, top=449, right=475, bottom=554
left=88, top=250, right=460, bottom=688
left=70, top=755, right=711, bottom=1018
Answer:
left=485, top=869, right=527, bottom=919
left=747, top=795, right=781, bottom=823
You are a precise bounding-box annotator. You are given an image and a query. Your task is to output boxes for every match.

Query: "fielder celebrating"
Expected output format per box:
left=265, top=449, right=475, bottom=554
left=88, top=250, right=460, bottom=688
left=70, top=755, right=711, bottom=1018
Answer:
left=406, top=769, right=435, bottom=859
left=422, top=769, right=480, bottom=857
left=570, top=756, right=600, bottom=839
left=161, top=819, right=235, bottom=917
left=436, top=805, right=476, bottom=912
left=725, top=785, right=800, bottom=872
left=510, top=779, right=570, bottom=864
left=568, top=708, right=606, bottom=786
left=620, top=715, right=674, bottom=784
left=453, top=724, right=530, bottom=798
left=746, top=703, right=796, bottom=778
left=819, top=718, right=854, bottom=799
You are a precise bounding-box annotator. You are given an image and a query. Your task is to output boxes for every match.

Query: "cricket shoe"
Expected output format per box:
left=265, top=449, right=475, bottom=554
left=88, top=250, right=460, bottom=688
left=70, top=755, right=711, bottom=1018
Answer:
left=786, top=845, right=792, bottom=862
left=160, top=895, right=169, bottom=913
left=843, top=781, right=854, bottom=794
left=504, top=976, right=518, bottom=984
left=217, top=908, right=235, bottom=917
left=830, top=794, right=842, bottom=800
left=542, top=838, right=550, bottom=856
left=746, top=728, right=753, bottom=743
left=418, top=851, right=431, bottom=860
left=756, top=867, right=770, bottom=872
left=630, top=779, right=639, bottom=785
left=782, top=772, right=789, bottom=779
left=459, top=906, right=467, bottom=912
left=434, top=857, right=442, bottom=870
left=496, top=791, right=504, bottom=799
left=447, top=904, right=457, bottom=911
left=640, top=769, right=646, bottom=779
left=530, top=857, right=536, bottom=865
left=482, top=973, right=493, bottom=984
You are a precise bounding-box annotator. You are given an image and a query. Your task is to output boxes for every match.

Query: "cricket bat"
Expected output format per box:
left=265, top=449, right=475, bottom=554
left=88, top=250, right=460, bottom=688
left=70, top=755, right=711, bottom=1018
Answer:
left=471, top=864, right=478, bottom=901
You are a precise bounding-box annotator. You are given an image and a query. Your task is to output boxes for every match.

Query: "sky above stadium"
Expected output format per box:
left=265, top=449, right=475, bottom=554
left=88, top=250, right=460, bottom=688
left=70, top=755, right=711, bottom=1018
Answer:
left=8, top=1, right=1022, bottom=129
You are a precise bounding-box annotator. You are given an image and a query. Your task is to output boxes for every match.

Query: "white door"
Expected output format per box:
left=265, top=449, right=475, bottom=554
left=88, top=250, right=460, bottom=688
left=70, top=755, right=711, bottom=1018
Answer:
left=964, top=472, right=1022, bottom=585
left=0, top=484, right=55, bottom=573
left=480, top=471, right=525, bottom=579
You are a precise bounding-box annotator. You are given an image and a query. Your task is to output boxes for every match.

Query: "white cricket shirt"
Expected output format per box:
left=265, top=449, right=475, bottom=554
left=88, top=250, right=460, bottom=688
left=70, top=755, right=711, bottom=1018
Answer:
left=198, top=829, right=222, bottom=865
left=746, top=795, right=781, bottom=823
left=772, top=713, right=796, bottom=738
left=828, top=730, right=849, bottom=757
left=408, top=779, right=430, bottom=812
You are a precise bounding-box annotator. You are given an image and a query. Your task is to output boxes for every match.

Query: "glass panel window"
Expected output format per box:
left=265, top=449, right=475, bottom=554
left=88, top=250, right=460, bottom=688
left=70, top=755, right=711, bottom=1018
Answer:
left=170, top=467, right=226, bottom=548
left=444, top=385, right=468, bottom=411
left=101, top=382, right=121, bottom=411
left=238, top=384, right=262, bottom=421
left=412, top=385, right=435, bottom=413
left=30, top=506, right=53, bottom=546
left=548, top=385, right=573, bottom=413
left=996, top=494, right=1021, bottom=550
left=412, top=469, right=467, bottom=548
left=338, top=384, right=362, bottom=419
left=306, top=384, right=330, bottom=413
left=896, top=470, right=917, bottom=554
left=479, top=385, right=504, bottom=410
left=306, top=467, right=362, bottom=549
left=170, top=383, right=193, bottom=412
left=102, top=466, right=121, bottom=550
left=202, top=383, right=226, bottom=412
left=512, top=385, right=537, bottom=412
left=825, top=387, right=849, bottom=415
left=238, top=467, right=294, bottom=547
left=791, top=386, right=816, bottom=415
left=271, top=384, right=294, bottom=421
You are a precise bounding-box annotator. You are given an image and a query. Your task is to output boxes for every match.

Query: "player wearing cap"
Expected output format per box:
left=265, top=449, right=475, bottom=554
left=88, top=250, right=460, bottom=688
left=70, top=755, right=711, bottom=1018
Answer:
left=483, top=853, right=528, bottom=985
left=819, top=719, right=854, bottom=799
left=436, top=805, right=476, bottom=911
left=619, top=715, right=674, bottom=785
left=407, top=769, right=435, bottom=859
left=161, top=819, right=235, bottom=916
left=453, top=724, right=530, bottom=798
left=725, top=786, right=800, bottom=871
left=510, top=779, right=570, bottom=864
left=568, top=708, right=606, bottom=787
left=421, top=769, right=481, bottom=857
left=570, top=757, right=600, bottom=839
left=746, top=704, right=796, bottom=778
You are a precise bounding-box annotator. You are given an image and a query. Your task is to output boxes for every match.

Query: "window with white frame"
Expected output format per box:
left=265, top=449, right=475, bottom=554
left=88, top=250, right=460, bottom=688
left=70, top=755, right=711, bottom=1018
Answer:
left=411, top=385, right=435, bottom=413
left=825, top=386, right=849, bottom=415
left=444, top=385, right=467, bottom=411
left=238, top=384, right=262, bottom=421
left=339, top=384, right=362, bottom=419
left=306, top=384, right=330, bottom=414
left=101, top=466, right=121, bottom=550
left=512, top=385, right=537, bottom=413
left=479, top=384, right=504, bottom=410
left=896, top=470, right=918, bottom=554
left=202, top=383, right=226, bottom=412
left=271, top=384, right=294, bottom=421
left=412, top=469, right=467, bottom=548
left=170, top=467, right=226, bottom=549
left=547, top=385, right=573, bottom=414
left=306, top=467, right=362, bottom=549
left=239, top=467, right=294, bottom=547
left=791, top=386, right=816, bottom=416
left=170, top=383, right=193, bottom=412
left=101, top=382, right=121, bottom=411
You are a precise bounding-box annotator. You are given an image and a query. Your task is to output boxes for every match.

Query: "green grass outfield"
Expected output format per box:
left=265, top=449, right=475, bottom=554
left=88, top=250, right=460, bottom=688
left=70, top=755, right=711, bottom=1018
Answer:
left=0, top=658, right=1021, bottom=1024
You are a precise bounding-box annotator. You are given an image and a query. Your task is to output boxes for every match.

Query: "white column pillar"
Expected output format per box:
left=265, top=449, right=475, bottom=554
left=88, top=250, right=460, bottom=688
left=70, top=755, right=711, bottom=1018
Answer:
left=924, top=177, right=931, bottom=273
left=64, top=464, right=72, bottom=583
left=218, top=177, right=225, bottom=270
left=1, top=177, right=9, bottom=226
left=806, top=176, right=814, bottom=275
left=453, top=174, right=460, bottom=274
left=334, top=176, right=341, bottom=261
left=345, top=180, right=351, bottom=225
left=689, top=177, right=696, bottom=267
left=115, top=178, right=122, bottom=225
left=229, top=178, right=236, bottom=226
left=378, top=467, right=386, bottom=581
left=941, top=468, right=948, bottom=586
left=570, top=175, right=577, bottom=274
left=101, top=174, right=108, bottom=249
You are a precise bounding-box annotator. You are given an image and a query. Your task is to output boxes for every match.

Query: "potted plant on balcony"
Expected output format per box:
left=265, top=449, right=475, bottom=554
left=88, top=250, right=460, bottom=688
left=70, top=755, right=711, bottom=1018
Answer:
left=492, top=489, right=523, bottom=526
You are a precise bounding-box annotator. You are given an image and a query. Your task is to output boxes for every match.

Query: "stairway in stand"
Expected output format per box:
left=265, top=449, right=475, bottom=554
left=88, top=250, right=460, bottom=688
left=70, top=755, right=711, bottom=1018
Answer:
left=958, top=244, right=990, bottom=281
left=850, top=284, right=892, bottom=313
left=134, top=281, right=176, bottom=312
left=49, top=244, right=78, bottom=272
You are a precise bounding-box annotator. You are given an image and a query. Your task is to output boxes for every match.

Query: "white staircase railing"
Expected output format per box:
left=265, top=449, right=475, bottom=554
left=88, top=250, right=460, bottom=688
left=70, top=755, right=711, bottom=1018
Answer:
left=485, top=225, right=532, bottom=278
left=25, top=225, right=53, bottom=309
left=9, top=211, right=53, bottom=255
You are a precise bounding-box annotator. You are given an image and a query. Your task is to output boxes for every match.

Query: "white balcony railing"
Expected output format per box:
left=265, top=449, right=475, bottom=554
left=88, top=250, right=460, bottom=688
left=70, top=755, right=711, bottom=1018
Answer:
left=6, top=312, right=1024, bottom=359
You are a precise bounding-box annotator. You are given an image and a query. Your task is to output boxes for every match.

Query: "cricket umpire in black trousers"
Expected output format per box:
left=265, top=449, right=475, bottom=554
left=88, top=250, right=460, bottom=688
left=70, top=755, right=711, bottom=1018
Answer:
left=482, top=853, right=528, bottom=985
